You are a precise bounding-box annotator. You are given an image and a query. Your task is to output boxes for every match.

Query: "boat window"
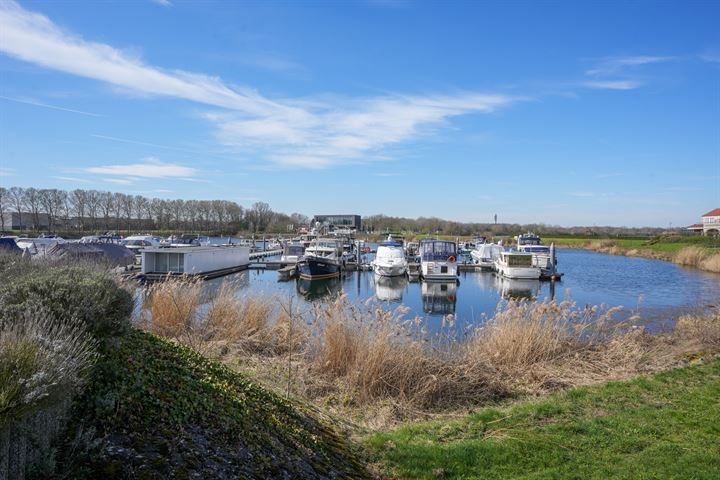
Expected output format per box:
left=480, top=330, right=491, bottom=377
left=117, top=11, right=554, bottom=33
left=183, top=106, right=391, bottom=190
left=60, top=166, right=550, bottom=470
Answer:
left=508, top=255, right=532, bottom=267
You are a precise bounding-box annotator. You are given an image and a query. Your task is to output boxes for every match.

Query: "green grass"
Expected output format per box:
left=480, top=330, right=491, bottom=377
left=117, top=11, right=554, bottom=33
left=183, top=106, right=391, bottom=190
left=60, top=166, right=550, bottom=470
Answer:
left=58, top=329, right=369, bottom=479
left=545, top=235, right=720, bottom=255
left=367, top=359, right=720, bottom=479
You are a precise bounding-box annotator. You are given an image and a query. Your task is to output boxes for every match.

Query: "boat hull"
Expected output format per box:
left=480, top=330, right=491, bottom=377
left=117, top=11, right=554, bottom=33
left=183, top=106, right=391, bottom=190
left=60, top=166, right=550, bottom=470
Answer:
left=297, top=255, right=341, bottom=280
left=495, top=264, right=541, bottom=279
left=372, top=262, right=407, bottom=277
left=420, top=261, right=458, bottom=281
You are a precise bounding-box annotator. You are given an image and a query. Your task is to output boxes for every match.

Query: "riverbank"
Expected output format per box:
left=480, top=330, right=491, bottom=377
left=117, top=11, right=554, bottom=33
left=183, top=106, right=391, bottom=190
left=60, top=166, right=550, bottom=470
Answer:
left=367, top=357, right=720, bottom=479
left=141, top=278, right=720, bottom=430
left=544, top=236, right=720, bottom=273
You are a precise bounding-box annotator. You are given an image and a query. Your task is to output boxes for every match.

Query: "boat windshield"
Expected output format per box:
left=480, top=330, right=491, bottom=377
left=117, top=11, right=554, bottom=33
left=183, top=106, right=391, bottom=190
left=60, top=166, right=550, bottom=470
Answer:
left=377, top=246, right=405, bottom=259
left=284, top=245, right=305, bottom=255
left=420, top=240, right=456, bottom=261
left=522, top=246, right=550, bottom=253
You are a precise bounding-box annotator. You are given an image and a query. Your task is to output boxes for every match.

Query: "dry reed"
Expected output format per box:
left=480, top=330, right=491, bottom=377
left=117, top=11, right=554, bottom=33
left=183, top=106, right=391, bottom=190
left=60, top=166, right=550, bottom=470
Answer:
left=142, top=280, right=720, bottom=425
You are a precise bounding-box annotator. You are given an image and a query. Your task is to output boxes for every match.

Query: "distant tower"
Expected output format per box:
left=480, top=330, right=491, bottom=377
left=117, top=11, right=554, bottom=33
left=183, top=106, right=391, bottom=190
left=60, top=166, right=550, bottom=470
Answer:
left=494, top=214, right=497, bottom=224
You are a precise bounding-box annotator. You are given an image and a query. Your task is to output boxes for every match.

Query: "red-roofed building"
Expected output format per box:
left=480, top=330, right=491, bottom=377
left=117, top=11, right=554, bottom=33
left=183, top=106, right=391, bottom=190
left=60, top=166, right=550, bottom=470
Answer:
left=688, top=208, right=720, bottom=235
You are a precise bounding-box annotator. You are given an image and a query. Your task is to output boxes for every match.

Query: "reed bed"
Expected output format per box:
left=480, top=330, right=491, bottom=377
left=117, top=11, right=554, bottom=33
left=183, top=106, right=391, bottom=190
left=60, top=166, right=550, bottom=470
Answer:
left=141, top=280, right=720, bottom=426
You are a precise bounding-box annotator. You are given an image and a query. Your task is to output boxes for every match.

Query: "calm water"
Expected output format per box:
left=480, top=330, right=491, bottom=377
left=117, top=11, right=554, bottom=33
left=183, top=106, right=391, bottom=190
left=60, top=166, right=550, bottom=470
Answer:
left=201, top=249, right=720, bottom=332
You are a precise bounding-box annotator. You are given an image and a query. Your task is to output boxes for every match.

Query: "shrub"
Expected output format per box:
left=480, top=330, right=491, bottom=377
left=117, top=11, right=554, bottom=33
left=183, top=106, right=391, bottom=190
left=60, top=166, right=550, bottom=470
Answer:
left=0, top=266, right=133, bottom=338
left=0, top=303, right=97, bottom=423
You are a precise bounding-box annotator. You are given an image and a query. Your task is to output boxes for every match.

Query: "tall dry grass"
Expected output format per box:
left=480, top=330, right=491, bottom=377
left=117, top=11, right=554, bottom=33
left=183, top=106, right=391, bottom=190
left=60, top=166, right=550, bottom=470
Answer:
left=142, top=281, right=720, bottom=424
left=673, top=246, right=720, bottom=273
left=700, top=253, right=720, bottom=273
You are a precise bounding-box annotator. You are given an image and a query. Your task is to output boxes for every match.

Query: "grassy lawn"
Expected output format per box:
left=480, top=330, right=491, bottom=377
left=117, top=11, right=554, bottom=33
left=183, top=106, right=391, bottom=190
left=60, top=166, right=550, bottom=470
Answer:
left=367, top=359, right=720, bottom=479
left=545, top=236, right=720, bottom=254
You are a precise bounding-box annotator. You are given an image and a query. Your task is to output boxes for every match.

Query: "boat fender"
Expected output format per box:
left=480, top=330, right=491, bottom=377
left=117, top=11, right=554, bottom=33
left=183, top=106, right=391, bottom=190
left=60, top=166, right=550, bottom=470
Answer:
left=447, top=255, right=456, bottom=263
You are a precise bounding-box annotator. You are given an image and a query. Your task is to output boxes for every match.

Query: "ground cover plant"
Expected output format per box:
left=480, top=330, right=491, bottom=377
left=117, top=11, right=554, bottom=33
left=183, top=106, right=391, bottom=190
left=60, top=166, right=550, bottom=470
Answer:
left=367, top=358, right=720, bottom=479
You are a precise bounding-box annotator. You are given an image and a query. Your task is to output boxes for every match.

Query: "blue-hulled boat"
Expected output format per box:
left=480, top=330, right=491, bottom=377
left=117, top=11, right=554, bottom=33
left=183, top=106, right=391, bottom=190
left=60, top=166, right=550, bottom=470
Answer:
left=297, top=238, right=343, bottom=280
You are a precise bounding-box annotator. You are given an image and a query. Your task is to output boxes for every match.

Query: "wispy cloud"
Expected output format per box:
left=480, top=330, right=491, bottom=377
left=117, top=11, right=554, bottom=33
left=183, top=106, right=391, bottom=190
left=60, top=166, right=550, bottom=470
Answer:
left=0, top=167, right=15, bottom=177
left=103, top=178, right=135, bottom=185
left=374, top=172, right=401, bottom=177
left=0, top=94, right=101, bottom=116
left=0, top=0, right=521, bottom=169
left=582, top=80, right=642, bottom=90
left=150, top=0, right=172, bottom=7
left=699, top=53, right=720, bottom=64
left=580, top=55, right=673, bottom=91
left=83, top=157, right=197, bottom=178
left=52, top=176, right=92, bottom=183
left=585, top=55, right=674, bottom=76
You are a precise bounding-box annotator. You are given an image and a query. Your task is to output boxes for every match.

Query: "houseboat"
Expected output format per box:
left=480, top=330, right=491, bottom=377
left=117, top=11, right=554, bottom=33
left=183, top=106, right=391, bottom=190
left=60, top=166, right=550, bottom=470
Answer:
left=419, top=238, right=458, bottom=281
left=372, top=241, right=408, bottom=277
left=297, top=238, right=343, bottom=280
left=470, top=243, right=505, bottom=269
left=494, top=251, right=541, bottom=279
left=141, top=245, right=250, bottom=280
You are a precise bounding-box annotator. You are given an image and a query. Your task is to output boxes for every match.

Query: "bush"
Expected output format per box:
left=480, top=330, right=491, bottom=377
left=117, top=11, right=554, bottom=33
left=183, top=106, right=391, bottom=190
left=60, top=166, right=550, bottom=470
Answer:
left=0, top=303, right=97, bottom=423
left=0, top=266, right=133, bottom=338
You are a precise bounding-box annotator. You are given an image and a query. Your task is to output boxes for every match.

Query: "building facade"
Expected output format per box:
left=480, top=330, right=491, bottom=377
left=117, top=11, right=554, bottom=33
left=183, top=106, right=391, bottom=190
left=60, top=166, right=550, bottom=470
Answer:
left=1, top=212, right=51, bottom=230
left=701, top=208, right=720, bottom=235
left=312, top=214, right=362, bottom=232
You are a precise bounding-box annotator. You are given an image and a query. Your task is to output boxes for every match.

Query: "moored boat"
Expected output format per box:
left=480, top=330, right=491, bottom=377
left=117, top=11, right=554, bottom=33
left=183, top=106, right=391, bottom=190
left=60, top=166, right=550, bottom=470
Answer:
left=419, top=239, right=458, bottom=281
left=494, top=251, right=541, bottom=279
left=514, top=233, right=558, bottom=277
left=297, top=238, right=343, bottom=280
left=280, top=243, right=305, bottom=263
left=372, top=241, right=408, bottom=277
left=470, top=243, right=504, bottom=269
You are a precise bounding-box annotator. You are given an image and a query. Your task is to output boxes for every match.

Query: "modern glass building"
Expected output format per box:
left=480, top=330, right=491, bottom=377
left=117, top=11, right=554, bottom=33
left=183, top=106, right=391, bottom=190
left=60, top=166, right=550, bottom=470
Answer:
left=313, top=214, right=361, bottom=231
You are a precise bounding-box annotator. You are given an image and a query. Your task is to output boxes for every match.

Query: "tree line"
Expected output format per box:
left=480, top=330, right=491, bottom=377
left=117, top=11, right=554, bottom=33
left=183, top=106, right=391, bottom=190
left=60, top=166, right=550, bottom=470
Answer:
left=0, top=186, right=309, bottom=234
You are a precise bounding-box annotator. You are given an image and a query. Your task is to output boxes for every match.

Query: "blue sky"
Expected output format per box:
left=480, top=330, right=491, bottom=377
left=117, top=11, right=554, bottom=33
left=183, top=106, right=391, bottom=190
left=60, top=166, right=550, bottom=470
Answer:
left=0, top=0, right=718, bottom=227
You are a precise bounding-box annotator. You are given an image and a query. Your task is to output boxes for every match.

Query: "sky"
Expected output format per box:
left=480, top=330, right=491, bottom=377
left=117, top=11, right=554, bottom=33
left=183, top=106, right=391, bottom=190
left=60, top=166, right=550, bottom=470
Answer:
left=0, top=0, right=718, bottom=227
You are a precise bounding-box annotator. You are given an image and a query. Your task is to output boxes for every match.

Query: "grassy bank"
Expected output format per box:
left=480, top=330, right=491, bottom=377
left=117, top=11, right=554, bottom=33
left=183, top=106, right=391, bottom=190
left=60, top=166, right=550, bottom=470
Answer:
left=545, top=235, right=720, bottom=273
left=368, top=358, right=720, bottom=479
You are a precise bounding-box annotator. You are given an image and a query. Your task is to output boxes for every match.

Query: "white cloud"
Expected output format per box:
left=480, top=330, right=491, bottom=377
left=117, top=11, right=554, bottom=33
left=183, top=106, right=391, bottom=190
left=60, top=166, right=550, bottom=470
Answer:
left=582, top=80, right=642, bottom=90
left=0, top=1, right=520, bottom=169
left=103, top=178, right=135, bottom=185
left=52, top=176, right=92, bottom=183
left=0, top=0, right=292, bottom=116
left=150, top=0, right=172, bottom=6
left=84, top=158, right=197, bottom=178
left=585, top=55, right=674, bottom=76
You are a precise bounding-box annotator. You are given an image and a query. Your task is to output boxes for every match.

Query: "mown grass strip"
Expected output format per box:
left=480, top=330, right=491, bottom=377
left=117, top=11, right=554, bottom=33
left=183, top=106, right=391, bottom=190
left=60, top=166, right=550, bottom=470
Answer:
left=368, top=359, right=720, bottom=479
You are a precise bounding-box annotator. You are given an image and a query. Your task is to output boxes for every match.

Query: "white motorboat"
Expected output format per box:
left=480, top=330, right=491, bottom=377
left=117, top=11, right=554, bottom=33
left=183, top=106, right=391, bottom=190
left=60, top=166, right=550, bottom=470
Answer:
left=470, top=243, right=504, bottom=269
left=419, top=239, right=458, bottom=281
left=515, top=233, right=558, bottom=277
left=121, top=235, right=162, bottom=253
left=372, top=241, right=408, bottom=277
left=494, top=251, right=541, bottom=279
left=15, top=235, right=65, bottom=254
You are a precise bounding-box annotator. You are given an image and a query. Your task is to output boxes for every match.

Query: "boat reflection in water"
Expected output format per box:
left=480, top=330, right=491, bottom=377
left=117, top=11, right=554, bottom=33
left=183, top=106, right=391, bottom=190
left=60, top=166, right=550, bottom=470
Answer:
left=421, top=281, right=457, bottom=315
left=373, top=274, right=408, bottom=302
left=296, top=277, right=342, bottom=301
left=498, top=277, right=540, bottom=301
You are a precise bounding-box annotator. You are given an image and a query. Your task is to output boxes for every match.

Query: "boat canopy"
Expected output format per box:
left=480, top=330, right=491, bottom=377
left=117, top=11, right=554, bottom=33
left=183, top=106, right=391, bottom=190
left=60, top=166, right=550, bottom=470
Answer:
left=420, top=239, right=456, bottom=261
left=379, top=241, right=403, bottom=247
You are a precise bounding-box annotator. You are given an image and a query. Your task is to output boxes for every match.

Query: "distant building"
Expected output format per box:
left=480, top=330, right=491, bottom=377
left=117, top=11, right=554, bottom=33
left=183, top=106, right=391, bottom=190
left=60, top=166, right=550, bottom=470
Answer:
left=687, top=208, right=720, bottom=235
left=1, top=212, right=50, bottom=230
left=312, top=214, right=362, bottom=232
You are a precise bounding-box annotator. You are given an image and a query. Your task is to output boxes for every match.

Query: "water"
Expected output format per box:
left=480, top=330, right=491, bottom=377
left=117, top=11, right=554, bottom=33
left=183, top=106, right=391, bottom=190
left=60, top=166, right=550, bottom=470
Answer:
left=202, top=249, right=720, bottom=332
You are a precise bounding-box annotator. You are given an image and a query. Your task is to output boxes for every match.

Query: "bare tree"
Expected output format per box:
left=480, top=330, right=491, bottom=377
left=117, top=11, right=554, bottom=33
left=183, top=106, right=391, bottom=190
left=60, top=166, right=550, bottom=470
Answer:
left=69, top=189, right=88, bottom=231
left=0, top=186, right=7, bottom=231
left=86, top=190, right=100, bottom=230
left=24, top=187, right=42, bottom=231
left=247, top=202, right=273, bottom=233
left=98, top=191, right=113, bottom=230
